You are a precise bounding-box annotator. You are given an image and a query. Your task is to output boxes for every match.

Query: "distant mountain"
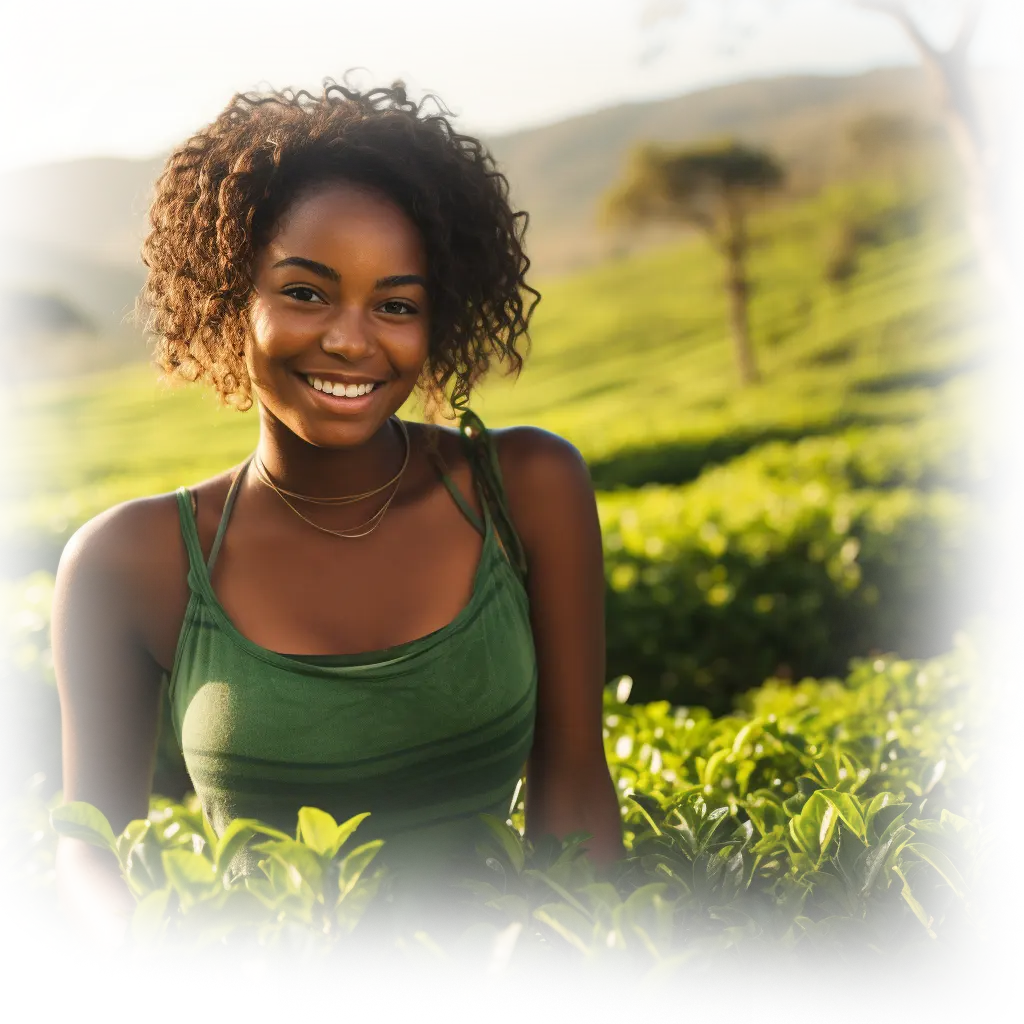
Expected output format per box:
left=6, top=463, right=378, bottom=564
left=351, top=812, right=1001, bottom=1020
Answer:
left=0, top=232, right=148, bottom=385
left=489, top=66, right=934, bottom=272
left=0, top=67, right=933, bottom=372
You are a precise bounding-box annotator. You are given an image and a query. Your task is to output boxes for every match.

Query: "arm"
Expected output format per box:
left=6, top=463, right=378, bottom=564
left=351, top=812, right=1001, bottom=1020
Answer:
left=496, top=427, right=624, bottom=866
left=52, top=503, right=169, bottom=940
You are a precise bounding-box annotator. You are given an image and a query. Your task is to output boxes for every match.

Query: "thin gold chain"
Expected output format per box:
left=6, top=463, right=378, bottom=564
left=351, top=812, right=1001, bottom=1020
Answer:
left=251, top=416, right=410, bottom=506
left=253, top=417, right=410, bottom=539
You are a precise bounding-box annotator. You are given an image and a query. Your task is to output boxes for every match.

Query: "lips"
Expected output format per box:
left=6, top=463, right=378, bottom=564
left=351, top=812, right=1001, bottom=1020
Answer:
left=301, top=372, right=389, bottom=411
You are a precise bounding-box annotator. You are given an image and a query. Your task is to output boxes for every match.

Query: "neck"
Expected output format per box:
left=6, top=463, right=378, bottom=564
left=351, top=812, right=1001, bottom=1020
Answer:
left=254, top=408, right=407, bottom=500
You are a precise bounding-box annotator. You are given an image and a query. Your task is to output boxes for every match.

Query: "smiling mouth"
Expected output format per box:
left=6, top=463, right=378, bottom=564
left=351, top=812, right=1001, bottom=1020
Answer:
left=304, top=374, right=382, bottom=398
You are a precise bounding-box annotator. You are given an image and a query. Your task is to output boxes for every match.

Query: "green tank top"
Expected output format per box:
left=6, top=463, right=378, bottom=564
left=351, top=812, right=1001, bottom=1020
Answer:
left=167, top=413, right=537, bottom=874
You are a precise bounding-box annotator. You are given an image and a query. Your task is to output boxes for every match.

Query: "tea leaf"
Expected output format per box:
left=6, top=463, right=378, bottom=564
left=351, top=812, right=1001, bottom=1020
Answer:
left=50, top=802, right=118, bottom=853
left=115, top=819, right=151, bottom=866
left=479, top=813, right=525, bottom=874
left=905, top=842, right=968, bottom=899
left=161, top=849, right=218, bottom=909
left=327, top=812, right=372, bottom=859
left=252, top=839, right=324, bottom=896
left=533, top=903, right=594, bottom=955
left=338, top=840, right=384, bottom=901
left=297, top=807, right=339, bottom=857
left=818, top=790, right=867, bottom=841
left=893, top=864, right=936, bottom=938
left=522, top=869, right=589, bottom=916
left=212, top=818, right=292, bottom=878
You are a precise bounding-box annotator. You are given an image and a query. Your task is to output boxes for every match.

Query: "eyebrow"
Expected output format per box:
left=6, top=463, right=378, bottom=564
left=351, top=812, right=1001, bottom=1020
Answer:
left=271, top=258, right=426, bottom=291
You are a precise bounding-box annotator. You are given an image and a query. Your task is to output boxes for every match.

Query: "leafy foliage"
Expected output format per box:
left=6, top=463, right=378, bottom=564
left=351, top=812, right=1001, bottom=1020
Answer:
left=598, top=477, right=1007, bottom=712
left=23, top=640, right=979, bottom=971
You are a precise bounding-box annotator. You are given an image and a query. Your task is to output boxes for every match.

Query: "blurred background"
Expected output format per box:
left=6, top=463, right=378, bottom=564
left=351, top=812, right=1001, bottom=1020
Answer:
left=0, top=0, right=1014, bottom=817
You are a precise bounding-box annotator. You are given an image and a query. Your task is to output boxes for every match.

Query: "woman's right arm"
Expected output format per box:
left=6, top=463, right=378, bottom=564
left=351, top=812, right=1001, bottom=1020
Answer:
left=51, top=502, right=171, bottom=943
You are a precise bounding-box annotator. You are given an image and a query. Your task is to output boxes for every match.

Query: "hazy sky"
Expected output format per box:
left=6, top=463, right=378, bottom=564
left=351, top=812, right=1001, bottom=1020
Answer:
left=0, top=0, right=1016, bottom=172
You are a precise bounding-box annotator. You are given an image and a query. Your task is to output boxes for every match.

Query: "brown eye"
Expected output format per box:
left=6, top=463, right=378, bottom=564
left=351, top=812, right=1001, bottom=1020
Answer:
left=379, top=299, right=417, bottom=315
left=284, top=286, right=323, bottom=301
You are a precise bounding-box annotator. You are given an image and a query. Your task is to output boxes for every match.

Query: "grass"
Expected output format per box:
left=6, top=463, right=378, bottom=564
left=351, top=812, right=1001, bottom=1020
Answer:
left=4, top=180, right=985, bottom=557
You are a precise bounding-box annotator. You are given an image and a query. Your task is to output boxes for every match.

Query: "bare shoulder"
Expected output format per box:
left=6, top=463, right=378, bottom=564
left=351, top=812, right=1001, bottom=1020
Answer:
left=62, top=470, right=234, bottom=568
left=413, top=419, right=583, bottom=469
left=57, top=469, right=235, bottom=612
left=492, top=425, right=588, bottom=482
left=59, top=491, right=183, bottom=582
left=491, top=426, right=595, bottom=549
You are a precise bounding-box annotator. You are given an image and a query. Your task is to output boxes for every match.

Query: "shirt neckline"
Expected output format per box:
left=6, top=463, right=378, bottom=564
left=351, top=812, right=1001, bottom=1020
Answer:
left=179, top=492, right=504, bottom=673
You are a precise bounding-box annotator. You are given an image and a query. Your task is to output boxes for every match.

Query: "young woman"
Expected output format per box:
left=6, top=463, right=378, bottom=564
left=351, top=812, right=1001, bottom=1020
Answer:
left=53, top=81, right=623, bottom=939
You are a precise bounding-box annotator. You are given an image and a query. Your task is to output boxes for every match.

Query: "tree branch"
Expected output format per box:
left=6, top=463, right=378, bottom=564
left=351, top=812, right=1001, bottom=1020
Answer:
left=952, top=0, right=986, bottom=59
left=855, top=0, right=938, bottom=62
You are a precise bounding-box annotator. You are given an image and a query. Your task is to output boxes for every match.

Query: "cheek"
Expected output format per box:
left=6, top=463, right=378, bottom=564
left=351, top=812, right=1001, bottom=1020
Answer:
left=246, top=298, right=277, bottom=354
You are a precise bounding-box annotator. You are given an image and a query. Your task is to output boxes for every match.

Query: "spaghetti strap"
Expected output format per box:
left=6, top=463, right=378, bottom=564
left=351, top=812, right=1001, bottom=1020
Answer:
left=424, top=433, right=486, bottom=536
left=206, top=458, right=252, bottom=574
left=458, top=410, right=528, bottom=586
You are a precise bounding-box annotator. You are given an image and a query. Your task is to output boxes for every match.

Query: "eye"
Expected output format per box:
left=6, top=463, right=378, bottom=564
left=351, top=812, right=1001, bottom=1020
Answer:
left=284, top=284, right=323, bottom=303
left=378, top=299, right=418, bottom=316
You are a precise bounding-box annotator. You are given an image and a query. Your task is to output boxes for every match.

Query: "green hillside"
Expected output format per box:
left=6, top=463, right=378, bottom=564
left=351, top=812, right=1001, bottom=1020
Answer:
left=6, top=178, right=983, bottom=574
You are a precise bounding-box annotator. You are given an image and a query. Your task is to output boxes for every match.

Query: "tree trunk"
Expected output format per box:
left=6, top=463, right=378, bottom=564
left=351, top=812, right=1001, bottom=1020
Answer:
left=911, top=23, right=1008, bottom=303
left=722, top=197, right=760, bottom=386
left=858, top=2, right=1011, bottom=308
left=729, top=268, right=761, bottom=387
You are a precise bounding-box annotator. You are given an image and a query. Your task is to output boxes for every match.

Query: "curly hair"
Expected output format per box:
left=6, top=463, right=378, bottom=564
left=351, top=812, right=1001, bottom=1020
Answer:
left=141, top=79, right=539, bottom=413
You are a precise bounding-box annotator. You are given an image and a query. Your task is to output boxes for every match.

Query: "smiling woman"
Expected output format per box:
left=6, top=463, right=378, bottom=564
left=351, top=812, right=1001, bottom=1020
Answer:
left=51, top=80, right=623, bottom=942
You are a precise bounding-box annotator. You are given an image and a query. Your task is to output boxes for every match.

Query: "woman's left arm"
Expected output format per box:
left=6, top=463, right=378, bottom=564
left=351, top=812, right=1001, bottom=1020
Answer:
left=496, top=427, right=624, bottom=866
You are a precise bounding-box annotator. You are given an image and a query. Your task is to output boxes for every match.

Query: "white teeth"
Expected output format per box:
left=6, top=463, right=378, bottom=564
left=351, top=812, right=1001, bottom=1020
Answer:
left=306, top=375, right=379, bottom=397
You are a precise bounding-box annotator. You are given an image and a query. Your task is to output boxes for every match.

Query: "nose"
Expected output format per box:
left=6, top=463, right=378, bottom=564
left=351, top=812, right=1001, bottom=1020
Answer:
left=320, top=307, right=374, bottom=362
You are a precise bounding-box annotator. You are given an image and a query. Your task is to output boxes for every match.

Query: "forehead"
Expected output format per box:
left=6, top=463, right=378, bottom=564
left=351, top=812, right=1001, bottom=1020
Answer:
left=263, top=181, right=426, bottom=270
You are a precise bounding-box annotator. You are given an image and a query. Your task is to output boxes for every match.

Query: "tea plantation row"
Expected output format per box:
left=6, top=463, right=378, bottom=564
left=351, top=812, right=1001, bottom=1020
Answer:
left=24, top=639, right=979, bottom=974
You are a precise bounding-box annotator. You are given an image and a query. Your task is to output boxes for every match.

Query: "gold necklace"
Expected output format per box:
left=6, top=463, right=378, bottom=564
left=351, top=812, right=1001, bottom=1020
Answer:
left=254, top=417, right=411, bottom=539
left=250, top=415, right=407, bottom=503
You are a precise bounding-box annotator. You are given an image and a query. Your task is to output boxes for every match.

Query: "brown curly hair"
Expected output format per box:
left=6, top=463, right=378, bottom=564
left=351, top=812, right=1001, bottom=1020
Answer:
left=141, top=79, right=539, bottom=413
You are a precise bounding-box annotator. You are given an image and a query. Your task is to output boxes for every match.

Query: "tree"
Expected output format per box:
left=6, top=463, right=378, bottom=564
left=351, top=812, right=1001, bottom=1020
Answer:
left=604, top=140, right=785, bottom=386
left=843, top=110, right=946, bottom=184
left=819, top=113, right=938, bottom=286
left=630, top=0, right=1024, bottom=331
left=0, top=282, right=94, bottom=413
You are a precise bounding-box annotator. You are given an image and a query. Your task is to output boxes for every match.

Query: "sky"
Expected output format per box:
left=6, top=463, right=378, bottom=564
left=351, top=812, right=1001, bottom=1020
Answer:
left=0, top=0, right=1017, bottom=173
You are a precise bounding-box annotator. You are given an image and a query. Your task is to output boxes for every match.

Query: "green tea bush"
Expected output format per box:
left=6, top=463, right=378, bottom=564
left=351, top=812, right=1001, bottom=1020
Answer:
left=589, top=416, right=979, bottom=491
left=28, top=640, right=978, bottom=971
left=600, top=470, right=972, bottom=710
left=717, top=419, right=980, bottom=492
